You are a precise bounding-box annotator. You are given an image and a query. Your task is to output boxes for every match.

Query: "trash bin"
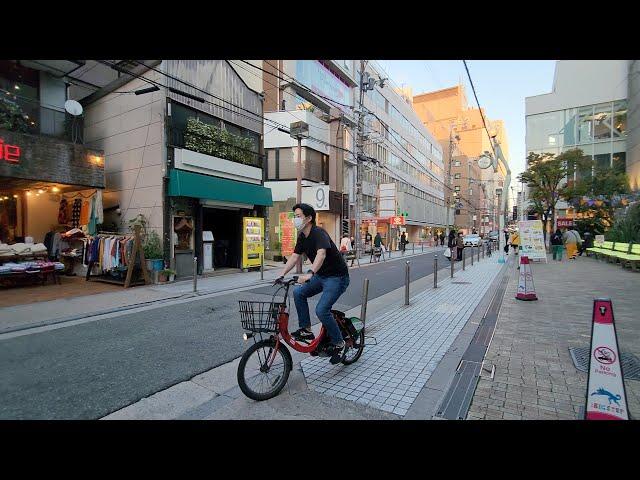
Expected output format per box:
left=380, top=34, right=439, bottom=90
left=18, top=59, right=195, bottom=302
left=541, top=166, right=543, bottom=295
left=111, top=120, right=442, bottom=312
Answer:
left=203, top=231, right=214, bottom=271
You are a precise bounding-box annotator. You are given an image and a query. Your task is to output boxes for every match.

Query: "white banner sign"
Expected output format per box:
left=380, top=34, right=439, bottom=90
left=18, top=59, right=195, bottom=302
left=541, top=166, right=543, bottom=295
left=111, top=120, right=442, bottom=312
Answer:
left=518, top=220, right=547, bottom=260
left=595, top=235, right=605, bottom=246
left=302, top=185, right=329, bottom=211
left=585, top=299, right=629, bottom=420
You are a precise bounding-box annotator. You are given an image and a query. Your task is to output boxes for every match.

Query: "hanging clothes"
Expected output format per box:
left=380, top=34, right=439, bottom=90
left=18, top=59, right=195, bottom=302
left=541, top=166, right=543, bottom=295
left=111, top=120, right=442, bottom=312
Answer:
left=95, top=189, right=104, bottom=225
left=71, top=199, right=82, bottom=228
left=87, top=196, right=97, bottom=236
left=58, top=198, right=69, bottom=224
left=80, top=201, right=90, bottom=226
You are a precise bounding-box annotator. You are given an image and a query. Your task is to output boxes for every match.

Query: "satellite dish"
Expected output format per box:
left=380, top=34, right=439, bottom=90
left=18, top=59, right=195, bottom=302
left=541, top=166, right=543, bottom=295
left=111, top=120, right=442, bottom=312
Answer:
left=64, top=100, right=83, bottom=116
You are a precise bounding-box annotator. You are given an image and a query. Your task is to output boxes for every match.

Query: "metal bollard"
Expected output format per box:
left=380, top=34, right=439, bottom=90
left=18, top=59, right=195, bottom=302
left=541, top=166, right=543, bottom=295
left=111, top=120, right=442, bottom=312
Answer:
left=193, top=257, right=198, bottom=293
left=360, top=278, right=369, bottom=326
left=471, top=248, right=474, bottom=266
left=478, top=245, right=480, bottom=263
left=450, top=252, right=454, bottom=278
left=422, top=242, right=424, bottom=253
left=482, top=244, right=485, bottom=259
left=405, top=261, right=410, bottom=305
left=462, top=249, right=466, bottom=270
left=434, top=255, right=438, bottom=288
left=260, top=252, right=264, bottom=280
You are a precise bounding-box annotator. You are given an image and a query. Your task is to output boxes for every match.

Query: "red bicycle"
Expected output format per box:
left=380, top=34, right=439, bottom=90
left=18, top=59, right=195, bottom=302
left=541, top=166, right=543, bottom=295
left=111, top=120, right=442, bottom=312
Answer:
left=237, top=276, right=365, bottom=401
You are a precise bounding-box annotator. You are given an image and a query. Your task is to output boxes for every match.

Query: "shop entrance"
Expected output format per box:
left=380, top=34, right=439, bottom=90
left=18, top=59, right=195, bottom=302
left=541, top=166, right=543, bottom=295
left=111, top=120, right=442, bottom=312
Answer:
left=202, top=207, right=242, bottom=270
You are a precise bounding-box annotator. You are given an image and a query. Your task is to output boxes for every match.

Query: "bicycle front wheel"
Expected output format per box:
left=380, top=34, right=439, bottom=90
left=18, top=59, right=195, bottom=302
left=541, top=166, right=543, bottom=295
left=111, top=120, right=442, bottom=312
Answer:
left=237, top=339, right=292, bottom=401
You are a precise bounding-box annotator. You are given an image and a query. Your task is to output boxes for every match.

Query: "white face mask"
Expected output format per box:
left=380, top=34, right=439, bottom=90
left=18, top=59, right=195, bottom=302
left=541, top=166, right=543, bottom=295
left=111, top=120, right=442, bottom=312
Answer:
left=294, top=217, right=307, bottom=230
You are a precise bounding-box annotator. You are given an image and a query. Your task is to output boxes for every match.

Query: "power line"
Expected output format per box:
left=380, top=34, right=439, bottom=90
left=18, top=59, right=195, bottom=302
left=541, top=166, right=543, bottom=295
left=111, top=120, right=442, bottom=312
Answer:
left=461, top=60, right=498, bottom=160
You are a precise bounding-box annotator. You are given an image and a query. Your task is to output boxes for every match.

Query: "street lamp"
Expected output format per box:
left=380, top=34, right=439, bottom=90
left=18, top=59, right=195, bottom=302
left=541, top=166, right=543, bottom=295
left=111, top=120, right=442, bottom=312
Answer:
left=289, top=120, right=309, bottom=273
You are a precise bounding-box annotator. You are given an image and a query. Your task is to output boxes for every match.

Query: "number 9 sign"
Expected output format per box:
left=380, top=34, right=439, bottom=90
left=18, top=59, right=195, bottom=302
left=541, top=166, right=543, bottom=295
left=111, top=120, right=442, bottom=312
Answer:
left=315, top=187, right=326, bottom=209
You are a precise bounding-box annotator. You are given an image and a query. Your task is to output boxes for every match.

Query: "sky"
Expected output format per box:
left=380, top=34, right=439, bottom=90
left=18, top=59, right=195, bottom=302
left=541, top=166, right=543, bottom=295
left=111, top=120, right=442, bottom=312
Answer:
left=376, top=60, right=557, bottom=190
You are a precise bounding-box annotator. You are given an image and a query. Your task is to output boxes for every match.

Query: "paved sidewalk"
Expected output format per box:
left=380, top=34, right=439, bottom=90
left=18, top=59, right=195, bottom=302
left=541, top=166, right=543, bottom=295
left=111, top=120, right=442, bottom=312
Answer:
left=466, top=254, right=640, bottom=420
left=103, top=251, right=502, bottom=420
left=0, top=246, right=442, bottom=334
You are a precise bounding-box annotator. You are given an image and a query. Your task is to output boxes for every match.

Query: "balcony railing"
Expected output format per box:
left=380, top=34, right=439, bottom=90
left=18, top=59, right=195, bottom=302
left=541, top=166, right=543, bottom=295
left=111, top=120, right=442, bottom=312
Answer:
left=170, top=128, right=264, bottom=170
left=0, top=96, right=84, bottom=143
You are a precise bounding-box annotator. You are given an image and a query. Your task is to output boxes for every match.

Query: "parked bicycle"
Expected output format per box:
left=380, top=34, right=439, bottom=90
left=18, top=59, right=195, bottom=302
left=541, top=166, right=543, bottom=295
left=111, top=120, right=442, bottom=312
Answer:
left=237, top=276, right=365, bottom=401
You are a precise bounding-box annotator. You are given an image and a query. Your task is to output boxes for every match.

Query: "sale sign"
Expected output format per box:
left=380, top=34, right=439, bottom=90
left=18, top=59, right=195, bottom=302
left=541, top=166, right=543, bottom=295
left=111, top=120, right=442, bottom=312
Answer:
left=390, top=216, right=405, bottom=226
left=556, top=217, right=574, bottom=228
left=585, top=298, right=629, bottom=420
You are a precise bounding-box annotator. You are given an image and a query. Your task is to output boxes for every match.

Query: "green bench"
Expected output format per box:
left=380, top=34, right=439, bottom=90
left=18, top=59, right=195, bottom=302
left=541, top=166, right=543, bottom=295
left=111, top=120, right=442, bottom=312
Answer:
left=587, top=241, right=640, bottom=270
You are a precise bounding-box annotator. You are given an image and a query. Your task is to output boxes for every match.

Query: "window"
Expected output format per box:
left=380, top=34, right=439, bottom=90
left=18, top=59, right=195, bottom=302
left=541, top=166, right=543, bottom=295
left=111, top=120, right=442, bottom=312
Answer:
left=613, top=152, right=626, bottom=174
left=526, top=111, right=564, bottom=150
left=453, top=160, right=461, bottom=167
left=594, top=153, right=611, bottom=170
left=562, top=108, right=577, bottom=146
left=454, top=186, right=460, bottom=192
left=613, top=100, right=627, bottom=138
left=454, top=173, right=461, bottom=179
left=577, top=106, right=594, bottom=144
left=593, top=103, right=613, bottom=141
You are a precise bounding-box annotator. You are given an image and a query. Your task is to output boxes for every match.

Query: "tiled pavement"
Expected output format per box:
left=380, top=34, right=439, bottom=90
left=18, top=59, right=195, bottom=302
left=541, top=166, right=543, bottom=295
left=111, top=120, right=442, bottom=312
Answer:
left=466, top=254, right=640, bottom=420
left=301, top=258, right=504, bottom=417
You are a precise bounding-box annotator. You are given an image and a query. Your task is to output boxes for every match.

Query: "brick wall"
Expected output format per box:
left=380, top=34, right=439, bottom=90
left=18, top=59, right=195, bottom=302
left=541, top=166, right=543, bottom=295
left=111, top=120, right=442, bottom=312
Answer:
left=0, top=129, right=104, bottom=188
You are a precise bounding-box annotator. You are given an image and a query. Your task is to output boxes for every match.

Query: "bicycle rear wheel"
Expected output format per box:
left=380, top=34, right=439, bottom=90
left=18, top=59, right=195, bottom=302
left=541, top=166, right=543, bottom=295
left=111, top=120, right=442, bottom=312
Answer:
left=342, top=329, right=365, bottom=365
left=237, top=339, right=292, bottom=401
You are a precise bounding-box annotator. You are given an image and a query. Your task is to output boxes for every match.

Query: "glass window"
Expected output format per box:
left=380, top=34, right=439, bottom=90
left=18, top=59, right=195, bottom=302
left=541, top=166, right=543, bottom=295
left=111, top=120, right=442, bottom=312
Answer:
left=577, top=106, right=594, bottom=144
left=562, top=108, right=577, bottom=146
left=594, top=153, right=611, bottom=170
left=593, top=103, right=613, bottom=141
left=278, top=148, right=297, bottom=179
left=454, top=186, right=460, bottom=192
left=266, top=149, right=277, bottom=180
left=613, top=100, right=627, bottom=138
left=454, top=173, right=461, bottom=179
left=613, top=152, right=626, bottom=174
left=526, top=111, right=564, bottom=150
left=453, top=160, right=461, bottom=167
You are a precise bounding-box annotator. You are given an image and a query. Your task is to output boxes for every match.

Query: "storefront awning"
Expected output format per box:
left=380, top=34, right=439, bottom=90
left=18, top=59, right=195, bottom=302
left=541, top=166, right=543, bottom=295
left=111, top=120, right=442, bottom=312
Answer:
left=169, top=169, right=273, bottom=207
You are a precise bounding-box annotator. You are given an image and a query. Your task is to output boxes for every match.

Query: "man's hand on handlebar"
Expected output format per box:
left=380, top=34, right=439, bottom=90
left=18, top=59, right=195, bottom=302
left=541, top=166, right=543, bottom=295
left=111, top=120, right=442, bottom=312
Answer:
left=273, top=276, right=285, bottom=286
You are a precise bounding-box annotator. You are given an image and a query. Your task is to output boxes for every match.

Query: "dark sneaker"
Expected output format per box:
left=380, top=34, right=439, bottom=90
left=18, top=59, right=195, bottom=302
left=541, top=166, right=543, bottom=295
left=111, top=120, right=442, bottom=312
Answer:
left=328, top=342, right=345, bottom=364
left=291, top=328, right=315, bottom=342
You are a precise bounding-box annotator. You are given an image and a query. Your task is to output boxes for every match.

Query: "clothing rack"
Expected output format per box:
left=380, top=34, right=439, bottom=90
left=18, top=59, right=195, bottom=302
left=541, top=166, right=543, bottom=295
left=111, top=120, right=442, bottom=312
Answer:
left=85, top=225, right=151, bottom=288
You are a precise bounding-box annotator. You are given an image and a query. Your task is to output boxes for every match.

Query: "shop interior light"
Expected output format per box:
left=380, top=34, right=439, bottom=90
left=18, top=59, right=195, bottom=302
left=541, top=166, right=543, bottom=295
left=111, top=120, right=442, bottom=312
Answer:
left=51, top=187, right=60, bottom=193
left=38, top=189, right=44, bottom=194
left=13, top=195, right=18, bottom=198
left=26, top=191, right=32, bottom=196
left=14, top=85, right=20, bottom=90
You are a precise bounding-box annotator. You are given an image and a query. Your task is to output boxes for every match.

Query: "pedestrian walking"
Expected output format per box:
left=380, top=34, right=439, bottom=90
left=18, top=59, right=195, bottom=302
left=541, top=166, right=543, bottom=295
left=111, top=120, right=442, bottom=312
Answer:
left=400, top=232, right=407, bottom=254
left=440, top=232, right=445, bottom=246
left=447, top=230, right=456, bottom=262
left=373, top=232, right=384, bottom=262
left=551, top=228, right=564, bottom=261
left=509, top=230, right=520, bottom=255
left=579, top=230, right=593, bottom=256
left=340, top=234, right=354, bottom=267
left=456, top=232, right=464, bottom=261
left=563, top=226, right=582, bottom=260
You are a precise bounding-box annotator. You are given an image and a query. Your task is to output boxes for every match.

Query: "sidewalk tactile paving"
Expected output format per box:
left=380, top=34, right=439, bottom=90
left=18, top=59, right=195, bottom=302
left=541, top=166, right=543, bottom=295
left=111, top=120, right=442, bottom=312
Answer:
left=301, top=259, right=503, bottom=417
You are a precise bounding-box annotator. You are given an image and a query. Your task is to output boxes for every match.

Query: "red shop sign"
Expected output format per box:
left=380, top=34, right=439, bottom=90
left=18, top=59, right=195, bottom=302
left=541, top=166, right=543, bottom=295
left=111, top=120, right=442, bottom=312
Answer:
left=0, top=138, right=21, bottom=164
left=557, top=217, right=574, bottom=228
left=390, top=216, right=405, bottom=226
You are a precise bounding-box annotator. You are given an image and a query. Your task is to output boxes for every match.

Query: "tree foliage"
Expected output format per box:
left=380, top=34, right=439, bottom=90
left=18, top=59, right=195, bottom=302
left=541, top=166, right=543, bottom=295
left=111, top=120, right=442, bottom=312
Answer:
left=561, top=149, right=629, bottom=235
left=519, top=151, right=568, bottom=242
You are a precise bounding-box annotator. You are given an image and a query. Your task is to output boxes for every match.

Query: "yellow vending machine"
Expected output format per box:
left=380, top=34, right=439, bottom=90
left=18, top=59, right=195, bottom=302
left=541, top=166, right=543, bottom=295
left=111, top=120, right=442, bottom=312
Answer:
left=242, top=217, right=264, bottom=270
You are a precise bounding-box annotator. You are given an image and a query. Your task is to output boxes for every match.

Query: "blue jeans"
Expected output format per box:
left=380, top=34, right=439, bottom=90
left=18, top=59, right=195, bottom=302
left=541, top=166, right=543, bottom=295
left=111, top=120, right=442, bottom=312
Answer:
left=293, top=274, right=350, bottom=345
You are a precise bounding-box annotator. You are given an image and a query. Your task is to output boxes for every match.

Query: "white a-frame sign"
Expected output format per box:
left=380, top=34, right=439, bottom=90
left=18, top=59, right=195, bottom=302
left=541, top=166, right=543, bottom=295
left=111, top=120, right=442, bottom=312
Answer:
left=585, top=298, right=629, bottom=420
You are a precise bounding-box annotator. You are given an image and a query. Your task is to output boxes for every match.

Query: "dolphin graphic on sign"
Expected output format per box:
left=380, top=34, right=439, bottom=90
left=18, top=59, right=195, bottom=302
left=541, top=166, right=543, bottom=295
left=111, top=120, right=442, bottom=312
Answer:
left=591, top=388, right=622, bottom=406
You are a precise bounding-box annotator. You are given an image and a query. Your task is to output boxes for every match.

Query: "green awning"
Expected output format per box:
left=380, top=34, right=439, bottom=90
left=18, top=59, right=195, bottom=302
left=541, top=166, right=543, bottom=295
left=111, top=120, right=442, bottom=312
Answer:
left=169, top=169, right=272, bottom=207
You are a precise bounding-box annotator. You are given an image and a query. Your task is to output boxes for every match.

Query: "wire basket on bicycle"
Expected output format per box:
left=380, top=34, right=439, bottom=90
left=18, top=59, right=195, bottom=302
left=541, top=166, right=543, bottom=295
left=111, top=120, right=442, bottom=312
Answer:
left=238, top=301, right=281, bottom=333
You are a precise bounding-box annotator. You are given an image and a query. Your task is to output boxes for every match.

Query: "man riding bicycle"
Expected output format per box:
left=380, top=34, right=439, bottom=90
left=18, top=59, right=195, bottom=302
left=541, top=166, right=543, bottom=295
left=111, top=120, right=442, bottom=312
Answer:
left=276, top=203, right=350, bottom=364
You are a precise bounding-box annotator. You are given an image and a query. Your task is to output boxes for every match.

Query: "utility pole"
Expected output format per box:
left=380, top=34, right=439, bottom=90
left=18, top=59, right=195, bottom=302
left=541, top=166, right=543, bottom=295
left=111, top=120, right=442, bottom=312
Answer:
left=354, top=60, right=366, bottom=258
left=445, top=126, right=459, bottom=237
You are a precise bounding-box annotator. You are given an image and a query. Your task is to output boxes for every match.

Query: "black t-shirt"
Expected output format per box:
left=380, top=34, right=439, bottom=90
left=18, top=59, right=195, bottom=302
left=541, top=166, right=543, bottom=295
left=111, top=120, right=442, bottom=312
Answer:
left=294, top=225, right=348, bottom=277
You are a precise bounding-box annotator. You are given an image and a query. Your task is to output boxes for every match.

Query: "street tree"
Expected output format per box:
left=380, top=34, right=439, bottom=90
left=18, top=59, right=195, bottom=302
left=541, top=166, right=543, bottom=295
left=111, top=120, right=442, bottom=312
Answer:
left=519, top=151, right=568, bottom=243
left=561, top=151, right=629, bottom=234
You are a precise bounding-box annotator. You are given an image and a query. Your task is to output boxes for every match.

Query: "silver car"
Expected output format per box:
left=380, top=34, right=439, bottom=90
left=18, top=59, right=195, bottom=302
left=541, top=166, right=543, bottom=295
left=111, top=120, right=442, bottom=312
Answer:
left=463, top=234, right=482, bottom=247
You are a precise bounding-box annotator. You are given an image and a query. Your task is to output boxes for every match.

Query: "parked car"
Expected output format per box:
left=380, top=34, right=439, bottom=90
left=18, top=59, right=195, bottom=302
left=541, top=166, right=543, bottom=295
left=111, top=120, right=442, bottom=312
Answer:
left=486, top=230, right=500, bottom=242
left=463, top=234, right=482, bottom=247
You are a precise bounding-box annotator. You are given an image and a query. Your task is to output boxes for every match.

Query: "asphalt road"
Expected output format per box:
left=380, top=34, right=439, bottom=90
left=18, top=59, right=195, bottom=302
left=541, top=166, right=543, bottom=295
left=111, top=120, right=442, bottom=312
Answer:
left=0, top=249, right=452, bottom=419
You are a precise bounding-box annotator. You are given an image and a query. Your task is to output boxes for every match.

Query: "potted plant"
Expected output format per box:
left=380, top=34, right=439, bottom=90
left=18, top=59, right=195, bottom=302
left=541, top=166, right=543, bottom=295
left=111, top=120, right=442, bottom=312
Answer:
left=158, top=268, right=176, bottom=283
left=143, top=230, right=164, bottom=273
